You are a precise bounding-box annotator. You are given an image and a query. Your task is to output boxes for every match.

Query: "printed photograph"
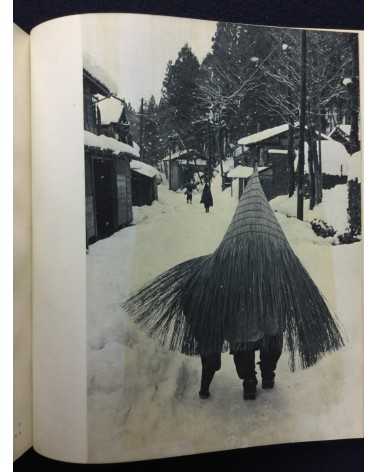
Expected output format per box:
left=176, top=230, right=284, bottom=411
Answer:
left=81, top=14, right=362, bottom=462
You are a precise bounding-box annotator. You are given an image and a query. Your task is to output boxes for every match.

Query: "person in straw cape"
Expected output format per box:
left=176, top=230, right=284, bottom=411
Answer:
left=122, top=173, right=344, bottom=400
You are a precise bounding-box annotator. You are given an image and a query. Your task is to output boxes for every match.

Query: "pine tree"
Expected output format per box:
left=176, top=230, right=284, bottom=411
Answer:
left=143, top=95, right=162, bottom=166
left=160, top=44, right=202, bottom=150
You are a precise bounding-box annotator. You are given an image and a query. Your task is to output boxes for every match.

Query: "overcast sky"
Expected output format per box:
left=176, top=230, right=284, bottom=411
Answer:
left=81, top=14, right=217, bottom=109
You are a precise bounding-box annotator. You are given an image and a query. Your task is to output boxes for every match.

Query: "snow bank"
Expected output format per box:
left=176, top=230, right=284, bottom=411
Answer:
left=295, top=140, right=349, bottom=176
left=271, top=184, right=349, bottom=236
left=84, top=130, right=140, bottom=158
left=348, top=151, right=362, bottom=182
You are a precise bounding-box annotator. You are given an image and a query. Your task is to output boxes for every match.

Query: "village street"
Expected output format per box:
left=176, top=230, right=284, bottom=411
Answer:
left=86, top=174, right=363, bottom=463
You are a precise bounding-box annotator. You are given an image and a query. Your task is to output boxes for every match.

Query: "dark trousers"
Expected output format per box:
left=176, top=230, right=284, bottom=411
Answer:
left=199, top=353, right=221, bottom=393
left=200, top=335, right=283, bottom=392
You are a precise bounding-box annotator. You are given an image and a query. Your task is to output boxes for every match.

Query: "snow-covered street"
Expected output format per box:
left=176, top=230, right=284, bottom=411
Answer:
left=87, top=175, right=363, bottom=463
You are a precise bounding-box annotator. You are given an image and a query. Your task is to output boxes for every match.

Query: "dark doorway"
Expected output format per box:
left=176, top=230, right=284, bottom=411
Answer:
left=93, top=158, right=115, bottom=239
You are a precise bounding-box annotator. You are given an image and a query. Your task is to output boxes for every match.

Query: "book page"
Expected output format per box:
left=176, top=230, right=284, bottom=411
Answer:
left=30, top=16, right=87, bottom=462
left=28, top=12, right=363, bottom=464
left=13, top=24, right=33, bottom=460
left=81, top=14, right=363, bottom=463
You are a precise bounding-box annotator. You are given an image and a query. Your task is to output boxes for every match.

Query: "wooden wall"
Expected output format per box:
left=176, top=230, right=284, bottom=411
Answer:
left=85, top=147, right=133, bottom=245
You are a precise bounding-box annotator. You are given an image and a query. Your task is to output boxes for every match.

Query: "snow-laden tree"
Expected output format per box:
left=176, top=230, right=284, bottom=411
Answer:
left=196, top=23, right=278, bottom=143
left=260, top=29, right=355, bottom=208
left=160, top=44, right=203, bottom=152
left=141, top=96, right=164, bottom=166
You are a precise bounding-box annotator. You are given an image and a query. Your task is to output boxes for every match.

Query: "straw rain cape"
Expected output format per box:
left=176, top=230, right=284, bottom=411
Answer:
left=122, top=174, right=344, bottom=370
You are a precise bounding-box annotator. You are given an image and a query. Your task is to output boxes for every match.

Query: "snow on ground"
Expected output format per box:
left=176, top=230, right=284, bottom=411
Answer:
left=271, top=184, right=349, bottom=237
left=87, top=175, right=362, bottom=463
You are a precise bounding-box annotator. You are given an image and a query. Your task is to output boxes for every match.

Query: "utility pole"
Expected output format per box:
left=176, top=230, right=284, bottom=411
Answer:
left=297, top=29, right=307, bottom=221
left=207, top=119, right=212, bottom=186
left=350, top=34, right=360, bottom=153
left=139, top=97, right=144, bottom=161
left=168, top=133, right=175, bottom=191
left=282, top=42, right=295, bottom=198
left=219, top=124, right=225, bottom=189
left=169, top=145, right=172, bottom=190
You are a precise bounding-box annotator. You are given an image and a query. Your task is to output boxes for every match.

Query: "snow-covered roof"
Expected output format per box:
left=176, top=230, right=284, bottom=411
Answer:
left=83, top=52, right=118, bottom=95
left=238, top=123, right=290, bottom=146
left=130, top=160, right=160, bottom=179
left=339, top=125, right=351, bottom=135
left=328, top=124, right=351, bottom=138
left=132, top=141, right=140, bottom=154
left=216, top=158, right=234, bottom=174
left=268, top=149, right=288, bottom=155
left=97, top=97, right=124, bottom=125
left=162, top=149, right=195, bottom=161
left=295, top=140, right=349, bottom=175
left=348, top=151, right=362, bottom=182
left=239, top=123, right=328, bottom=146
left=227, top=165, right=268, bottom=178
left=233, top=145, right=245, bottom=157
left=177, top=158, right=207, bottom=166
left=84, top=131, right=139, bottom=158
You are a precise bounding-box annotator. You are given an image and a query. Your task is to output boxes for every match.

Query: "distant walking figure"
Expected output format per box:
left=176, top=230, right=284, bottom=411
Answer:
left=185, top=187, right=193, bottom=204
left=200, top=183, right=213, bottom=213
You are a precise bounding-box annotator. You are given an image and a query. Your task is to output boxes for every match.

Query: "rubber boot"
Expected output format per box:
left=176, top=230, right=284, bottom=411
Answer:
left=243, top=378, right=257, bottom=400
left=258, top=361, right=276, bottom=389
left=199, top=370, right=215, bottom=399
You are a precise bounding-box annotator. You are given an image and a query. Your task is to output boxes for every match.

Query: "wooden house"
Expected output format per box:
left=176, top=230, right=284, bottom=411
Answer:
left=83, top=67, right=110, bottom=134
left=84, top=131, right=139, bottom=245
left=83, top=66, right=139, bottom=246
left=327, top=124, right=352, bottom=152
left=228, top=165, right=273, bottom=200
left=97, top=96, right=134, bottom=146
left=237, top=123, right=330, bottom=199
left=239, top=123, right=329, bottom=162
left=162, top=149, right=207, bottom=190
left=130, top=160, right=161, bottom=207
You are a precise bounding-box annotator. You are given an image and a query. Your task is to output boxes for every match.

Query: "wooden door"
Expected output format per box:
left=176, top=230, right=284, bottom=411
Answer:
left=93, top=158, right=115, bottom=239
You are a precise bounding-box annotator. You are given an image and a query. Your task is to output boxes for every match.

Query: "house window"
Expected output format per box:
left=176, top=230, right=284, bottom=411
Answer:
left=83, top=91, right=98, bottom=134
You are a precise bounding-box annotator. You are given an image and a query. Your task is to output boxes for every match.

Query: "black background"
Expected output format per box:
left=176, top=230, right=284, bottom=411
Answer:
left=14, top=0, right=363, bottom=33
left=13, top=0, right=363, bottom=470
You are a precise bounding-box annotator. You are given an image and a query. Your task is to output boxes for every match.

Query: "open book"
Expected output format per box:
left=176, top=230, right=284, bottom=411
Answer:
left=14, top=13, right=363, bottom=464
